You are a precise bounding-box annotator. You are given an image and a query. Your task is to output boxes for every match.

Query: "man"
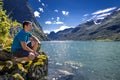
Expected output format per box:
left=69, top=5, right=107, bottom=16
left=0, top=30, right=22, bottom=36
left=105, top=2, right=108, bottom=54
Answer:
left=11, top=21, right=41, bottom=62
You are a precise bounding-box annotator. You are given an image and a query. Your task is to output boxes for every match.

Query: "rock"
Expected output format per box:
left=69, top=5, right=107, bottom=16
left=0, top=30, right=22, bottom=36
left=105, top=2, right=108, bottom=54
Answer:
left=49, top=69, right=74, bottom=80
left=0, top=50, right=48, bottom=80
left=57, top=70, right=74, bottom=80
left=0, top=50, right=13, bottom=61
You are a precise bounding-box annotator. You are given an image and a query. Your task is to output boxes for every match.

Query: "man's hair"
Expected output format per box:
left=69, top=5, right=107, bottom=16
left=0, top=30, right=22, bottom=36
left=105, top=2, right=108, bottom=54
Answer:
left=23, top=21, right=32, bottom=28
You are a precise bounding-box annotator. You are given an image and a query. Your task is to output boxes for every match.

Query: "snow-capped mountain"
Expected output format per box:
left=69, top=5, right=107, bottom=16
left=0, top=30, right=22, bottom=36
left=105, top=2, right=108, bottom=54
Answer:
left=87, top=7, right=118, bottom=24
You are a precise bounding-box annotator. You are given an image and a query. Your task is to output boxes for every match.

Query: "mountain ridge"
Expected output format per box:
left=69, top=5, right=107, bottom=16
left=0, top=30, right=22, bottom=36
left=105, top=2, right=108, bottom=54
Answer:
left=48, top=8, right=120, bottom=41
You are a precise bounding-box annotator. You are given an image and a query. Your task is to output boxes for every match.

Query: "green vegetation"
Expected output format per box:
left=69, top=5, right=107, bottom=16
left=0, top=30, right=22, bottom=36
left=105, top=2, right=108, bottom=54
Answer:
left=94, top=39, right=113, bottom=42
left=0, top=0, right=21, bottom=49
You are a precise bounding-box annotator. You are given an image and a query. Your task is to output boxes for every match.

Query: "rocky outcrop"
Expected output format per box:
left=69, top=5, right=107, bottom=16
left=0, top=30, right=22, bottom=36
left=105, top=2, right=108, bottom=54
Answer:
left=3, top=0, right=48, bottom=40
left=0, top=49, right=48, bottom=80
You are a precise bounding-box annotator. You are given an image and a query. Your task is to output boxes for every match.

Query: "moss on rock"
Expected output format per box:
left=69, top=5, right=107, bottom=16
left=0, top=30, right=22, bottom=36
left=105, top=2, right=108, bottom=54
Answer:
left=0, top=50, right=48, bottom=80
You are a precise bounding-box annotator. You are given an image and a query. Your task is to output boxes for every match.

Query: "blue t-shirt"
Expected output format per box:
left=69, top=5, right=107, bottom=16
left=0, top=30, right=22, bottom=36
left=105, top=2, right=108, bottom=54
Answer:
left=11, top=29, right=32, bottom=52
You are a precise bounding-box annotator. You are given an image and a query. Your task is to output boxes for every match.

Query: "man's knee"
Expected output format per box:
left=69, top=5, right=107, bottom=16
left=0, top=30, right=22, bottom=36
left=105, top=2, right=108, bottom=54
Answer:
left=31, top=41, right=39, bottom=47
left=28, top=53, right=35, bottom=60
left=34, top=41, right=39, bottom=46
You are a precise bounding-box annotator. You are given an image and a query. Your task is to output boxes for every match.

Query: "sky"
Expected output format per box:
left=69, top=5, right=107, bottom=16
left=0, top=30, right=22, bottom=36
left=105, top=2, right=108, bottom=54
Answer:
left=29, top=0, right=120, bottom=33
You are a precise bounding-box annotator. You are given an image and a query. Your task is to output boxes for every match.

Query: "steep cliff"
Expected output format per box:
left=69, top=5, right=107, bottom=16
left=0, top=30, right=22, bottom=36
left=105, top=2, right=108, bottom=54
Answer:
left=3, top=0, right=48, bottom=40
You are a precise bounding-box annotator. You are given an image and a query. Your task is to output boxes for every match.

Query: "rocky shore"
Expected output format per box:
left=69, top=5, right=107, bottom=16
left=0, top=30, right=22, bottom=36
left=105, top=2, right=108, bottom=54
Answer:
left=0, top=49, right=48, bottom=80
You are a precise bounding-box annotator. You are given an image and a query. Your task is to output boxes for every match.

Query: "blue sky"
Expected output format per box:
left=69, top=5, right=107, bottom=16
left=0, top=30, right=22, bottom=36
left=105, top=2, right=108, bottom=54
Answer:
left=29, top=0, right=120, bottom=33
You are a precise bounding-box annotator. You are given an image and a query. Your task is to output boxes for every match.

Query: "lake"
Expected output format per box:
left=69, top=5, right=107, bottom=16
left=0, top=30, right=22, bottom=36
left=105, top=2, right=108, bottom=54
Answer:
left=41, top=41, right=120, bottom=80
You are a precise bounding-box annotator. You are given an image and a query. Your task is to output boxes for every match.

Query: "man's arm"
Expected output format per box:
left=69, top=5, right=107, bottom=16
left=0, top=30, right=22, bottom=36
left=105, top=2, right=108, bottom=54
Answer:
left=20, top=41, right=34, bottom=53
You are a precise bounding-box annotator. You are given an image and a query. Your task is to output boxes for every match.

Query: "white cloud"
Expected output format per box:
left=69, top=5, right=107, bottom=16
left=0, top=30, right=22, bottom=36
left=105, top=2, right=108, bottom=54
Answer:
left=34, top=11, right=40, bottom=17
left=45, top=21, right=64, bottom=25
left=92, top=7, right=117, bottom=15
left=97, top=13, right=111, bottom=18
left=56, top=17, right=60, bottom=21
left=90, top=12, right=112, bottom=20
left=45, top=17, right=64, bottom=25
left=62, top=11, right=69, bottom=16
left=44, top=30, right=51, bottom=34
left=38, top=0, right=41, bottom=2
left=45, top=21, right=52, bottom=24
left=42, top=3, right=45, bottom=6
left=51, top=17, right=54, bottom=20
left=54, top=21, right=64, bottom=25
left=44, top=25, right=73, bottom=34
left=117, top=8, right=120, bottom=11
left=39, top=8, right=44, bottom=12
left=95, top=17, right=105, bottom=20
left=54, top=9, right=59, bottom=13
left=83, top=14, right=89, bottom=17
left=54, top=25, right=71, bottom=33
left=95, top=13, right=111, bottom=20
left=88, top=15, right=97, bottom=21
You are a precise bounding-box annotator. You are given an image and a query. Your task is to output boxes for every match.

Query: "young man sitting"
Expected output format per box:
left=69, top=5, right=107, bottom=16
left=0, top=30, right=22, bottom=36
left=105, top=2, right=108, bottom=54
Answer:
left=11, top=21, right=41, bottom=62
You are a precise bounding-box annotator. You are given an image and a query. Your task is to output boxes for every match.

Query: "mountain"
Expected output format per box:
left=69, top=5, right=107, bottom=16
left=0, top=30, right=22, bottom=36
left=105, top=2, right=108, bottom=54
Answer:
left=47, top=8, right=120, bottom=41
left=47, top=19, right=96, bottom=40
left=3, top=0, right=48, bottom=40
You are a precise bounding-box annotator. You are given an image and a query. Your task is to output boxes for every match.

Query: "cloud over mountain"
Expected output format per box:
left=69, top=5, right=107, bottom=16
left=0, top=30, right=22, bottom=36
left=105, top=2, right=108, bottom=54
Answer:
left=44, top=25, right=72, bottom=33
left=53, top=25, right=71, bottom=33
left=92, top=7, right=117, bottom=15
left=89, top=7, right=117, bottom=20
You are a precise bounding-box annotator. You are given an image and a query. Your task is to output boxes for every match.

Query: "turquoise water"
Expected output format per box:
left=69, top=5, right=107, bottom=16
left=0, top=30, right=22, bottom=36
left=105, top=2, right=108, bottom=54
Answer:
left=41, top=41, right=120, bottom=80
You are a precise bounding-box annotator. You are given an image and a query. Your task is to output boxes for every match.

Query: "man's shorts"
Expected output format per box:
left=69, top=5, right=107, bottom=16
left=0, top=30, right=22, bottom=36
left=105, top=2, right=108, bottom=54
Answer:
left=12, top=42, right=32, bottom=58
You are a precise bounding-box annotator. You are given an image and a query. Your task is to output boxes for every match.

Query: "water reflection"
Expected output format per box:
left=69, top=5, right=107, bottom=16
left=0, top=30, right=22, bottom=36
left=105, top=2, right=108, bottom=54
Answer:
left=41, top=41, right=120, bottom=80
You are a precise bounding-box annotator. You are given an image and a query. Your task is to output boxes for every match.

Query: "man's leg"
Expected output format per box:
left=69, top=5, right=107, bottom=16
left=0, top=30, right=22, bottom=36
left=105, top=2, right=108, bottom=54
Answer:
left=27, top=41, right=41, bottom=56
left=31, top=41, right=39, bottom=52
left=15, top=52, right=35, bottom=62
left=15, top=57, right=29, bottom=62
left=28, top=52, right=35, bottom=60
left=13, top=50, right=35, bottom=62
left=31, top=41, right=42, bottom=55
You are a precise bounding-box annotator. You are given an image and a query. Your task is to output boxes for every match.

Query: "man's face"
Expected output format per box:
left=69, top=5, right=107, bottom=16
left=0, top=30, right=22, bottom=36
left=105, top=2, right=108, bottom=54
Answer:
left=26, top=23, right=32, bottom=31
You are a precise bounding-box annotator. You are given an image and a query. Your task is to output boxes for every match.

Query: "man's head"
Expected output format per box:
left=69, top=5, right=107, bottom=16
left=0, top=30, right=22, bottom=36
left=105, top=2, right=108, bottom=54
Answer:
left=23, top=21, right=32, bottom=32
